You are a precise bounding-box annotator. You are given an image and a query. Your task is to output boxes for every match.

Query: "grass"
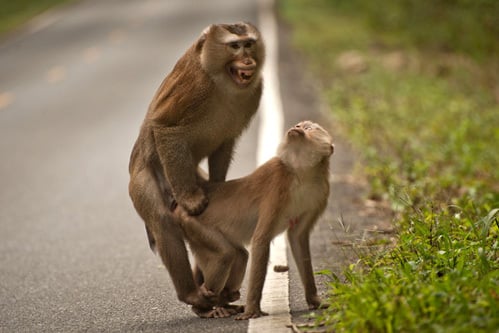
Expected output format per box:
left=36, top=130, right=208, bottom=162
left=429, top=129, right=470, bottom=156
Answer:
left=280, top=0, right=499, bottom=331
left=0, top=0, right=75, bottom=36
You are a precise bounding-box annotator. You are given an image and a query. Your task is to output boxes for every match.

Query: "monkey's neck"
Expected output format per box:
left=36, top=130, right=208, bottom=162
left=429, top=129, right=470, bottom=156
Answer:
left=283, top=158, right=330, bottom=184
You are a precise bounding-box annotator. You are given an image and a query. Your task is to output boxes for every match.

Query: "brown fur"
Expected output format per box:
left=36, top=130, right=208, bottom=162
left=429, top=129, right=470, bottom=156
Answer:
left=177, top=121, right=334, bottom=319
left=128, top=22, right=264, bottom=309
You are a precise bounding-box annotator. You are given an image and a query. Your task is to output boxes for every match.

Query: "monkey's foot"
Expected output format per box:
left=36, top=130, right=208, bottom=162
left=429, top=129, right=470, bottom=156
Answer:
left=306, top=295, right=328, bottom=310
left=220, top=289, right=240, bottom=303
left=221, top=304, right=244, bottom=315
left=235, top=309, right=268, bottom=320
left=183, top=290, right=215, bottom=309
left=199, top=284, right=216, bottom=299
left=192, top=306, right=233, bottom=319
left=308, top=301, right=330, bottom=310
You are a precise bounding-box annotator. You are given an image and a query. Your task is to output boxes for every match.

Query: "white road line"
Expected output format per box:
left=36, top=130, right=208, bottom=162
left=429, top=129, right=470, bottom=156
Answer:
left=256, top=0, right=284, bottom=166
left=248, top=0, right=291, bottom=332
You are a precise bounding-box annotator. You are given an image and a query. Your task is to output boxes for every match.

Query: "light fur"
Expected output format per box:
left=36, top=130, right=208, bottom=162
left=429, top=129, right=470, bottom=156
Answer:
left=178, top=121, right=334, bottom=319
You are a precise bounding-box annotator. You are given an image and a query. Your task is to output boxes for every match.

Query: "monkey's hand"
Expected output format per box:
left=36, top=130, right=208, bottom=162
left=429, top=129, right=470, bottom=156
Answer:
left=199, top=284, right=218, bottom=303
left=234, top=307, right=268, bottom=320
left=178, top=187, right=208, bottom=215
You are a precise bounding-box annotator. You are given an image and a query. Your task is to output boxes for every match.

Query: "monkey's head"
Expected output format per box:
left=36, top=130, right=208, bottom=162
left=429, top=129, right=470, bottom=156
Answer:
left=198, top=22, right=265, bottom=88
left=278, top=121, right=334, bottom=170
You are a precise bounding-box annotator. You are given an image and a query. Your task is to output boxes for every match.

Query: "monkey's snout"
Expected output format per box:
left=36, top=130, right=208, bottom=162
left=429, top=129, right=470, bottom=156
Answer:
left=288, top=127, right=305, bottom=137
left=242, top=58, right=256, bottom=66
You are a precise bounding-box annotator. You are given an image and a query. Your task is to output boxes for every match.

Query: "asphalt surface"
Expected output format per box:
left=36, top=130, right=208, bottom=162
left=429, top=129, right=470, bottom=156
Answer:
left=0, top=1, right=394, bottom=332
left=0, top=1, right=261, bottom=332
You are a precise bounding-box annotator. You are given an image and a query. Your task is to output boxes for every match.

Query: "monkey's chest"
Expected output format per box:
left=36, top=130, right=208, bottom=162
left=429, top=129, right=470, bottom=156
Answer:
left=191, top=99, right=254, bottom=157
left=277, top=180, right=327, bottom=234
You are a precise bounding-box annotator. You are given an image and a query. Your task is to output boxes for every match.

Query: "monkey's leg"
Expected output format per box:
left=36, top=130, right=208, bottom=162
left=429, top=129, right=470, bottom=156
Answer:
left=184, top=225, right=239, bottom=319
left=287, top=226, right=325, bottom=309
left=129, top=168, right=212, bottom=309
left=181, top=215, right=236, bottom=296
left=192, top=264, right=204, bottom=287
left=235, top=238, right=271, bottom=320
left=208, top=246, right=248, bottom=316
left=222, top=246, right=248, bottom=303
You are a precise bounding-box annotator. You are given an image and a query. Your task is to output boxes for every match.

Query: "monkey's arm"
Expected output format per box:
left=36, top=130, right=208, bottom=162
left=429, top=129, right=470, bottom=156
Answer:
left=208, top=139, right=235, bottom=182
left=153, top=128, right=208, bottom=215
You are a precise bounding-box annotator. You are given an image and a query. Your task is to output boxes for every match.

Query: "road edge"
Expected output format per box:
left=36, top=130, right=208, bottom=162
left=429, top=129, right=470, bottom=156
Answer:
left=248, top=0, right=291, bottom=332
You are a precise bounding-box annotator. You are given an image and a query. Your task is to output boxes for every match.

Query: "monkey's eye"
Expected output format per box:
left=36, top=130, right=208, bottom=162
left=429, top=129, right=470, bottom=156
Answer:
left=244, top=41, right=253, bottom=48
left=229, top=42, right=240, bottom=50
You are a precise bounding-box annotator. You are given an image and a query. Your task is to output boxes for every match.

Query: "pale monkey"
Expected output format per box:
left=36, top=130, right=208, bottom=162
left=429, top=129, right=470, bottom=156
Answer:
left=178, top=121, right=334, bottom=319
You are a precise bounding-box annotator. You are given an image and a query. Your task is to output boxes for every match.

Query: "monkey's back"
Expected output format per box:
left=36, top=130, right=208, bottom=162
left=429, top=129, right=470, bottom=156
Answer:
left=198, top=158, right=294, bottom=244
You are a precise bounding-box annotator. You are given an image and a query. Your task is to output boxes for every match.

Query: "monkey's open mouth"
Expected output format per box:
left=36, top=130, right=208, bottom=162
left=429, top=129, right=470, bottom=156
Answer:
left=228, top=65, right=255, bottom=87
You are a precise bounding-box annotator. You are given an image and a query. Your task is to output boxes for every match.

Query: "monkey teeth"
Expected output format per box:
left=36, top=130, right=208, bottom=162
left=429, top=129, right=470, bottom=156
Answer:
left=239, top=70, right=253, bottom=80
left=228, top=66, right=254, bottom=86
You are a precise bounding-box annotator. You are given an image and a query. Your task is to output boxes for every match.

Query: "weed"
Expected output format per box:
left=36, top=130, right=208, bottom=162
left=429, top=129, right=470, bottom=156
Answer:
left=281, top=0, right=499, bottom=331
left=0, top=0, right=75, bottom=36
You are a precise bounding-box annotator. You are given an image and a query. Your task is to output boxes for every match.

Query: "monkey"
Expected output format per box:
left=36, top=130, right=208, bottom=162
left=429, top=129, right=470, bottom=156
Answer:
left=176, top=121, right=334, bottom=319
left=128, top=22, right=265, bottom=310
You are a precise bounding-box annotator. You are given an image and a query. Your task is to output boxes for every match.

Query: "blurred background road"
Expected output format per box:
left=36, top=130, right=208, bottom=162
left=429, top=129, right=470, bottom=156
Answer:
left=0, top=1, right=263, bottom=332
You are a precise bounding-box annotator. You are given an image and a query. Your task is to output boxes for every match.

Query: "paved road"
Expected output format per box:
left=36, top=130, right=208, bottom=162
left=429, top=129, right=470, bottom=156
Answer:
left=0, top=1, right=263, bottom=332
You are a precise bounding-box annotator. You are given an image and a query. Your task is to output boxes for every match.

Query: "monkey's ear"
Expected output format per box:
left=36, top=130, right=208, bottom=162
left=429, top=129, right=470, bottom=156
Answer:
left=202, top=25, right=213, bottom=36
left=330, top=144, right=335, bottom=156
left=196, top=32, right=207, bottom=52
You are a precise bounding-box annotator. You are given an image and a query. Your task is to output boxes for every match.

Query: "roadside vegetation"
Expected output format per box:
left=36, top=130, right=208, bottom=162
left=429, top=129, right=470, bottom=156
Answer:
left=280, top=0, right=499, bottom=332
left=0, top=0, right=74, bottom=36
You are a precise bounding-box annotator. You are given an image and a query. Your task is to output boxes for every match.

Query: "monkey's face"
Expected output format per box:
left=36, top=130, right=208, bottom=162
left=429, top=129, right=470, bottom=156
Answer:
left=278, top=121, right=334, bottom=169
left=200, top=22, right=265, bottom=88
left=224, top=37, right=258, bottom=87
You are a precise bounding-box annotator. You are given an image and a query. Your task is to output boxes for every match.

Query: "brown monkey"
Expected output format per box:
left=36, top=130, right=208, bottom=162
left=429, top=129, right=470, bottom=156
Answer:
left=177, top=121, right=334, bottom=319
left=128, top=22, right=265, bottom=309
